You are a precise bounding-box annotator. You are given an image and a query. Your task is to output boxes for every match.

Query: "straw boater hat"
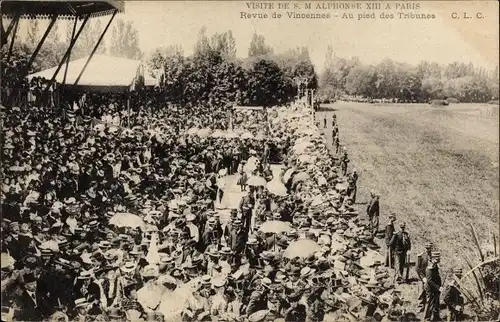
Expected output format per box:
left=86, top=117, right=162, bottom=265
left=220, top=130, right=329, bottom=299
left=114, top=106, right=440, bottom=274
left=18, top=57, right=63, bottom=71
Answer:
left=206, top=247, right=220, bottom=258
left=201, top=275, right=211, bottom=285
left=77, top=270, right=93, bottom=280
left=74, top=298, right=89, bottom=309
left=120, top=261, right=137, bottom=273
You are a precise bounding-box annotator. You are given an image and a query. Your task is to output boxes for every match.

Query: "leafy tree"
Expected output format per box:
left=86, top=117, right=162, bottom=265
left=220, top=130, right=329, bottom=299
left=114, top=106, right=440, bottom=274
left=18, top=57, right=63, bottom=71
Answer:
left=247, top=59, right=287, bottom=107
left=248, top=33, right=273, bottom=58
left=210, top=30, right=237, bottom=61
left=72, top=20, right=107, bottom=59
left=26, top=20, right=39, bottom=48
left=193, top=26, right=211, bottom=57
left=146, top=45, right=183, bottom=76
left=109, top=19, right=142, bottom=59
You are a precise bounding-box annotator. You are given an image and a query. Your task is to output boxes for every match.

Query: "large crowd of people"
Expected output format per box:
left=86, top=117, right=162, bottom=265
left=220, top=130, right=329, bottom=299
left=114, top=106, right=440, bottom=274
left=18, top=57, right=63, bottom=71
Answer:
left=1, top=87, right=468, bottom=322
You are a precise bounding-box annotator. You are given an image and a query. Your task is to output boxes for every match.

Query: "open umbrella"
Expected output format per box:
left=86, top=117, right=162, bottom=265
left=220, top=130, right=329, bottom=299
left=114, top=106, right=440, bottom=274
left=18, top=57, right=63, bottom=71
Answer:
left=109, top=213, right=145, bottom=229
left=259, top=220, right=292, bottom=234
left=247, top=175, right=267, bottom=187
left=197, top=128, right=212, bottom=138
left=292, top=172, right=310, bottom=183
left=212, top=129, right=225, bottom=138
left=187, top=127, right=199, bottom=135
left=241, top=132, right=253, bottom=139
left=266, top=181, right=287, bottom=196
left=224, top=131, right=239, bottom=139
left=283, top=239, right=321, bottom=259
left=298, top=154, right=314, bottom=164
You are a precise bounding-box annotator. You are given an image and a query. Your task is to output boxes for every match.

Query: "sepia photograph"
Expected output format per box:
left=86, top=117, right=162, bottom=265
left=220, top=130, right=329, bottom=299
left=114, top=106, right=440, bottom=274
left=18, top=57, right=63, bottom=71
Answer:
left=0, top=0, right=499, bottom=321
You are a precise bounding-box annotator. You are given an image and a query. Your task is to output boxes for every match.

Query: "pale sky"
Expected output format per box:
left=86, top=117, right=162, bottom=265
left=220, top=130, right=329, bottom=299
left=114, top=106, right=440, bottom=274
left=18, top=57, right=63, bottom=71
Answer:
left=15, top=1, right=499, bottom=72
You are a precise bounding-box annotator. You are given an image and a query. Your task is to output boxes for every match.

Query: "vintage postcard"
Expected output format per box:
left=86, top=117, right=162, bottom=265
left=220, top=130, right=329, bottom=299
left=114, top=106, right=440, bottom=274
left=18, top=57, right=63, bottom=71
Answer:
left=1, top=0, right=499, bottom=321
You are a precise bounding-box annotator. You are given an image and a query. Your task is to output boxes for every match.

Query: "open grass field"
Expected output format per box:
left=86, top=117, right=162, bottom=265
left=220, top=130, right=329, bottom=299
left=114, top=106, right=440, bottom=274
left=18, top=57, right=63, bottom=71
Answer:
left=318, top=102, right=499, bottom=269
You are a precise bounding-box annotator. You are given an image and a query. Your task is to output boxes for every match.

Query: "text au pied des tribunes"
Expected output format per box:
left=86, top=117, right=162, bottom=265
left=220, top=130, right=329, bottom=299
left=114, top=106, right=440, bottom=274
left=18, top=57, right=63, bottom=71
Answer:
left=241, top=2, right=436, bottom=20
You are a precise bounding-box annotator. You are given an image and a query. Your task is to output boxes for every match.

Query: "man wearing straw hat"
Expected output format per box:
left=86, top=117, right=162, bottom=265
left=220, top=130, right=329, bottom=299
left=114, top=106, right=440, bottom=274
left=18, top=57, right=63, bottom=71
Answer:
left=443, top=268, right=465, bottom=321
left=424, top=251, right=442, bottom=322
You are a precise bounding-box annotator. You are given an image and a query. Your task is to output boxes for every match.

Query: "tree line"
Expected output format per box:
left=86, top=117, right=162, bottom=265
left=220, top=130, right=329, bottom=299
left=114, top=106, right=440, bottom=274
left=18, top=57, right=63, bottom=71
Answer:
left=2, top=18, right=143, bottom=79
left=319, top=46, right=499, bottom=103
left=145, top=28, right=318, bottom=108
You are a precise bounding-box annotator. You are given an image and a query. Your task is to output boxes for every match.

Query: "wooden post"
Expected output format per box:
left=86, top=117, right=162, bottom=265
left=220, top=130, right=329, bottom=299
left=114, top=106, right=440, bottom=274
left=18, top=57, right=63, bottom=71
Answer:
left=127, top=98, right=130, bottom=128
left=6, top=17, right=19, bottom=63
left=45, top=14, right=90, bottom=93
left=26, top=14, right=58, bottom=72
left=62, top=18, right=78, bottom=93
left=74, top=10, right=117, bottom=86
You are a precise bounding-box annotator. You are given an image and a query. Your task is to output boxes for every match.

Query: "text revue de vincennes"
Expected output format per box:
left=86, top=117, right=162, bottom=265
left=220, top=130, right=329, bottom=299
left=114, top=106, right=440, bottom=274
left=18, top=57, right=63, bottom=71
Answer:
left=241, top=2, right=436, bottom=20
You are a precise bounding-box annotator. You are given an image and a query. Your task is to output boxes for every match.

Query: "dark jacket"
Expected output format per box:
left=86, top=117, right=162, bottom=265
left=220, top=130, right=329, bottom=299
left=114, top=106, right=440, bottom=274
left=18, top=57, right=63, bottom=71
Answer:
left=284, top=304, right=307, bottom=322
left=227, top=229, right=246, bottom=254
left=389, top=231, right=411, bottom=253
left=425, top=264, right=442, bottom=294
left=416, top=252, right=430, bottom=279
left=443, top=283, right=464, bottom=308
left=13, top=287, right=50, bottom=321
left=385, top=223, right=394, bottom=247
left=366, top=197, right=379, bottom=217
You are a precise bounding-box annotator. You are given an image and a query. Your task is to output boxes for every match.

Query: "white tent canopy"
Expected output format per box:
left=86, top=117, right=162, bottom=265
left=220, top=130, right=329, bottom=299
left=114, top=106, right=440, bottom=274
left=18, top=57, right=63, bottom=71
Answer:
left=28, top=54, right=155, bottom=88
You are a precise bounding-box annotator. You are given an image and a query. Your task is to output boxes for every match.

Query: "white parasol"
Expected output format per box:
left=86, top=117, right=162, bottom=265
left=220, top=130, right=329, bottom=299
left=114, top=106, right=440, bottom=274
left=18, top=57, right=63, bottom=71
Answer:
left=187, top=127, right=200, bottom=135
left=109, top=212, right=145, bottom=229
left=211, top=129, right=225, bottom=138
left=266, top=181, right=287, bottom=196
left=247, top=176, right=267, bottom=187
left=259, top=220, right=292, bottom=234
left=197, top=128, right=212, bottom=138
left=241, top=132, right=253, bottom=139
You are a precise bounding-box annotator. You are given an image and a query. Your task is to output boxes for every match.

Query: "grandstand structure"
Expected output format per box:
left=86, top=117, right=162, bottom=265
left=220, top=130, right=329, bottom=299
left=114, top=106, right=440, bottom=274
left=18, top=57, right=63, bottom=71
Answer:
left=1, top=0, right=124, bottom=90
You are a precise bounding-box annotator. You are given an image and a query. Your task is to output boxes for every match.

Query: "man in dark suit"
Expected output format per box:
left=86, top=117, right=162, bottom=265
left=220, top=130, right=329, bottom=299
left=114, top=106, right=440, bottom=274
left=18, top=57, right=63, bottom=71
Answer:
left=4, top=222, right=32, bottom=264
left=389, top=223, right=412, bottom=283
left=227, top=220, right=246, bottom=259
left=12, top=272, right=50, bottom=321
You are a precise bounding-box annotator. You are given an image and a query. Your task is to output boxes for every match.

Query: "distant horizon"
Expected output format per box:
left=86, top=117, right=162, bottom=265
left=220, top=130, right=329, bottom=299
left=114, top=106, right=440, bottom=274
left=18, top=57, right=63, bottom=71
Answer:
left=12, top=1, right=499, bottom=73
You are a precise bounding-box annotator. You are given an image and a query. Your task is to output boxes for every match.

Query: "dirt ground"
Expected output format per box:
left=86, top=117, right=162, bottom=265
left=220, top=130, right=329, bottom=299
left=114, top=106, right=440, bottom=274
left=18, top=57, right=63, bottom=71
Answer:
left=317, top=102, right=499, bottom=271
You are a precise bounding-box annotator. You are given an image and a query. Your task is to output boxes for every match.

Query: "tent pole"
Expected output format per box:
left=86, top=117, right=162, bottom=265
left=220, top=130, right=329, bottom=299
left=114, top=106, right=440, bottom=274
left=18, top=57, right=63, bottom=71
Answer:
left=26, top=14, right=58, bottom=73
left=45, top=14, right=90, bottom=94
left=3, top=14, right=19, bottom=45
left=62, top=17, right=78, bottom=93
left=6, top=17, right=19, bottom=63
left=74, top=10, right=117, bottom=86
